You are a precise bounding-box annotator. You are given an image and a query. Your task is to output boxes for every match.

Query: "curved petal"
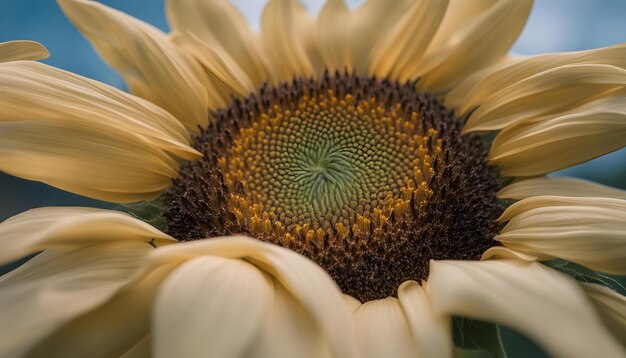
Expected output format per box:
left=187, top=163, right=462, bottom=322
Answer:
left=58, top=0, right=209, bottom=130
left=172, top=32, right=255, bottom=98
left=317, top=0, right=350, bottom=72
left=354, top=297, right=419, bottom=358
left=480, top=246, right=542, bottom=261
left=490, top=101, right=626, bottom=177
left=261, top=0, right=317, bottom=81
left=241, top=277, right=333, bottom=358
left=417, top=0, right=533, bottom=92
left=166, top=0, right=273, bottom=87
left=120, top=336, right=150, bottom=358
left=25, top=262, right=174, bottom=358
left=498, top=177, right=626, bottom=200
left=397, top=281, right=453, bottom=358
left=369, top=0, right=449, bottom=81
left=428, top=260, right=625, bottom=357
left=464, top=64, right=626, bottom=133
left=447, top=43, right=626, bottom=114
left=0, top=61, right=199, bottom=160
left=147, top=236, right=359, bottom=357
left=0, top=241, right=152, bottom=358
left=496, top=196, right=626, bottom=274
left=0, top=207, right=174, bottom=265
left=153, top=256, right=274, bottom=358
left=0, top=40, right=49, bottom=62
left=0, top=119, right=180, bottom=203
left=348, top=0, right=413, bottom=73
left=423, top=0, right=497, bottom=59
left=582, top=283, right=626, bottom=346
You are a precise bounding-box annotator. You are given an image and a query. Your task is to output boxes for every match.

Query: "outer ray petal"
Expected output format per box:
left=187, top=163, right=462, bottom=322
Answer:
left=58, top=0, right=209, bottom=131
left=317, top=0, right=350, bottom=72
left=245, top=282, right=333, bottom=358
left=0, top=40, right=49, bottom=62
left=447, top=43, right=626, bottom=114
left=354, top=297, right=419, bottom=358
left=0, top=119, right=181, bottom=203
left=498, top=177, right=626, bottom=200
left=464, top=64, right=626, bottom=133
left=481, top=246, right=543, bottom=261
left=0, top=207, right=174, bottom=266
left=417, top=0, right=532, bottom=92
left=582, top=283, right=626, bottom=346
left=0, top=241, right=152, bottom=358
left=369, top=0, right=448, bottom=81
left=397, top=281, right=453, bottom=358
left=26, top=263, right=174, bottom=358
left=146, top=236, right=359, bottom=357
left=261, top=0, right=317, bottom=81
left=497, top=196, right=626, bottom=274
left=0, top=61, right=199, bottom=160
left=120, top=336, right=151, bottom=358
left=166, top=0, right=273, bottom=87
left=423, top=0, right=497, bottom=58
left=173, top=32, right=255, bottom=98
left=489, top=100, right=626, bottom=177
left=428, top=260, right=624, bottom=357
left=153, top=256, right=274, bottom=358
left=348, top=0, right=413, bottom=73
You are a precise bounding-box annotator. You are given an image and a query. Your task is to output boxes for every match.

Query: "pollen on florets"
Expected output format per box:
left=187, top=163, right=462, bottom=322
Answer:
left=163, top=72, right=502, bottom=302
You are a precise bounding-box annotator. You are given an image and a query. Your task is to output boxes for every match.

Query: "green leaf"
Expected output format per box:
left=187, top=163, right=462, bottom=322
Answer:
left=544, top=259, right=626, bottom=295
left=453, top=317, right=507, bottom=358
left=117, top=199, right=167, bottom=231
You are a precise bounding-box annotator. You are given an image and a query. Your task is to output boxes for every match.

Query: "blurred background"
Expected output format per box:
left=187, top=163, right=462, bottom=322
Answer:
left=1, top=0, right=625, bottom=221
left=0, top=1, right=625, bottom=356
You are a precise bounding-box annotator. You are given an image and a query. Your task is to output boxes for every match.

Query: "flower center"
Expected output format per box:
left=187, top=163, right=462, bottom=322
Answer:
left=163, top=73, right=502, bottom=302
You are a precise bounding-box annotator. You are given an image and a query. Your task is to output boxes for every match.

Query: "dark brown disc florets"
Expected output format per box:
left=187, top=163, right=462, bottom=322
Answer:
left=163, top=72, right=501, bottom=302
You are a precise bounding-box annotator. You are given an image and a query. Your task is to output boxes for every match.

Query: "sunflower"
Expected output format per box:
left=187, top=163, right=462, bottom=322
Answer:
left=1, top=0, right=625, bottom=356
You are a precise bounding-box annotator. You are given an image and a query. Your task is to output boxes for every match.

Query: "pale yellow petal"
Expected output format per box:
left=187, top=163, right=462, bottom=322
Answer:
left=582, top=283, right=626, bottom=346
left=0, top=61, right=199, bottom=160
left=166, top=0, right=273, bottom=87
left=153, top=256, right=274, bottom=358
left=447, top=43, right=626, bottom=114
left=26, top=262, right=173, bottom=358
left=417, top=0, right=532, bottom=92
left=58, top=0, right=209, bottom=131
left=496, top=196, right=626, bottom=274
left=397, top=281, right=453, bottom=358
left=464, top=64, right=626, bottom=133
left=498, top=177, right=626, bottom=200
left=348, top=0, right=413, bottom=74
left=245, top=280, right=333, bottom=358
left=0, top=40, right=49, bottom=62
left=354, top=297, right=419, bottom=358
left=172, top=32, right=255, bottom=99
left=489, top=102, right=626, bottom=177
left=317, top=0, right=350, bottom=72
left=261, top=0, right=317, bottom=81
left=148, top=236, right=359, bottom=357
left=428, top=260, right=625, bottom=357
left=0, top=119, right=179, bottom=202
left=0, top=207, right=174, bottom=265
left=480, top=246, right=542, bottom=261
left=423, top=0, right=497, bottom=59
left=499, top=195, right=626, bottom=222
left=369, top=0, right=448, bottom=81
left=120, top=336, right=150, bottom=358
left=0, top=241, right=151, bottom=357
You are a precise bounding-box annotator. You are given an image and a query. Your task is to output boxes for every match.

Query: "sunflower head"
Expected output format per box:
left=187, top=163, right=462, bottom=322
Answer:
left=164, top=72, right=502, bottom=301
